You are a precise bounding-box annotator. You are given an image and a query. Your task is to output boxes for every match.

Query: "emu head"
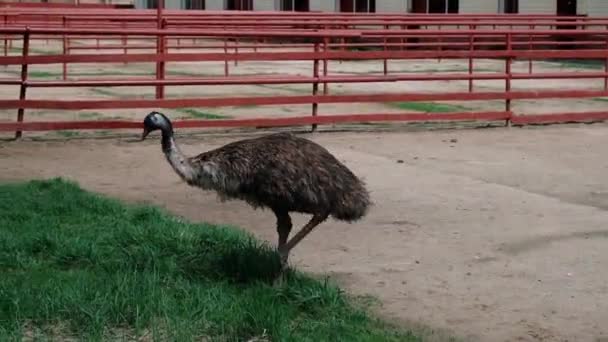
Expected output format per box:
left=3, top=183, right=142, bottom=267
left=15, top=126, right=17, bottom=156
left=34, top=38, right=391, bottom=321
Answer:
left=142, top=111, right=173, bottom=140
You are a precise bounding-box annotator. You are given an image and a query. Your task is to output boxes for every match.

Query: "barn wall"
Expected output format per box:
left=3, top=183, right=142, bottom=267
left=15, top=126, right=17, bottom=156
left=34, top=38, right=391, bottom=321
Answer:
left=519, top=0, right=555, bottom=13
left=376, top=0, right=407, bottom=12
left=310, top=0, right=335, bottom=11
left=460, top=0, right=498, bottom=13
left=165, top=0, right=182, bottom=9
left=206, top=0, right=224, bottom=9
left=254, top=0, right=275, bottom=10
left=587, top=0, right=608, bottom=16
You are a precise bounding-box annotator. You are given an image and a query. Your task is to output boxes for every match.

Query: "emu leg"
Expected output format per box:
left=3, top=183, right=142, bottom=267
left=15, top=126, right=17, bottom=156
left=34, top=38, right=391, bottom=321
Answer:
left=273, top=209, right=292, bottom=266
left=284, top=213, right=329, bottom=254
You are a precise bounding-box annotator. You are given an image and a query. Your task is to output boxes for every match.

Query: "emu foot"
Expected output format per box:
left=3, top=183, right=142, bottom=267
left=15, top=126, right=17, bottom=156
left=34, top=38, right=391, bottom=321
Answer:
left=278, top=247, right=289, bottom=270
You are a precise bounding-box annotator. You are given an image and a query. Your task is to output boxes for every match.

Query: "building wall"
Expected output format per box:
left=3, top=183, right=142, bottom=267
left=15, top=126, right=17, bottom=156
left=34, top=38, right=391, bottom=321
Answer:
left=519, top=0, right=555, bottom=13
left=586, top=0, right=608, bottom=16
left=206, top=0, right=223, bottom=9
left=254, top=0, right=275, bottom=10
left=166, top=0, right=182, bottom=9
left=376, top=0, right=406, bottom=12
left=460, top=0, right=498, bottom=13
left=310, top=0, right=336, bottom=12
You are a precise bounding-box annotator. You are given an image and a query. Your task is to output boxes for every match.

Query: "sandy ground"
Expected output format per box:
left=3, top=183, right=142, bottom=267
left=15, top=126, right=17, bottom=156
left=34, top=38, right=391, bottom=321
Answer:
left=2, top=123, right=608, bottom=342
left=2, top=37, right=608, bottom=341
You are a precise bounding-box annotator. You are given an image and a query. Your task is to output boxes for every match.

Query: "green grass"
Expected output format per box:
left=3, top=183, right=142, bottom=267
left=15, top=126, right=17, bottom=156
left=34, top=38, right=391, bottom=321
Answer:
left=0, top=178, right=420, bottom=341
left=54, top=130, right=80, bottom=138
left=175, top=108, right=231, bottom=120
left=77, top=112, right=103, bottom=119
left=545, top=59, right=604, bottom=70
left=387, top=102, right=470, bottom=113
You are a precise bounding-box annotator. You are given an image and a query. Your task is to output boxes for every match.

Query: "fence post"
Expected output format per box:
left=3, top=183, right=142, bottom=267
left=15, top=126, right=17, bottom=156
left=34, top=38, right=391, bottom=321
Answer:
left=528, top=24, right=534, bottom=73
left=62, top=16, right=68, bottom=80
left=468, top=26, right=475, bottom=92
left=234, top=37, right=239, bottom=67
left=156, top=19, right=166, bottom=100
left=122, top=21, right=127, bottom=63
left=155, top=0, right=166, bottom=100
left=505, top=33, right=512, bottom=127
left=383, top=24, right=388, bottom=75
left=3, top=15, right=7, bottom=57
left=323, top=36, right=328, bottom=95
left=224, top=35, right=229, bottom=77
left=311, top=41, right=320, bottom=132
left=605, top=25, right=608, bottom=91
left=15, top=28, right=30, bottom=139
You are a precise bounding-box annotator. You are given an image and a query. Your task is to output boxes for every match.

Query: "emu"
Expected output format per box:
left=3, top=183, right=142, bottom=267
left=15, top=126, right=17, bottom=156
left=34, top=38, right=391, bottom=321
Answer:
left=141, top=111, right=371, bottom=266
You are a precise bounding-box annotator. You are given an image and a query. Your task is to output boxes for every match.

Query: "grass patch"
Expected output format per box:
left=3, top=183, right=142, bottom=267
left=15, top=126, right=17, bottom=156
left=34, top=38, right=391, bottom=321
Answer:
left=89, top=87, right=121, bottom=98
left=77, top=112, right=103, bottom=119
left=54, top=130, right=80, bottom=138
left=0, top=178, right=420, bottom=341
left=28, top=71, right=59, bottom=78
left=545, top=59, right=604, bottom=70
left=387, top=102, right=470, bottom=113
left=174, top=108, right=231, bottom=120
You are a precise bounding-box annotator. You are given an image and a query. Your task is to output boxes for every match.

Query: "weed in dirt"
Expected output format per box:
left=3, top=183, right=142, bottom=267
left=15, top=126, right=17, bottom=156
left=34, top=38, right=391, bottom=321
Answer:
left=28, top=71, right=59, bottom=79
left=0, top=178, right=420, bottom=341
left=89, top=87, right=120, bottom=98
left=387, top=102, right=470, bottom=113
left=54, top=130, right=80, bottom=138
left=175, top=108, right=231, bottom=120
left=77, top=112, right=103, bottom=119
left=545, top=59, right=604, bottom=70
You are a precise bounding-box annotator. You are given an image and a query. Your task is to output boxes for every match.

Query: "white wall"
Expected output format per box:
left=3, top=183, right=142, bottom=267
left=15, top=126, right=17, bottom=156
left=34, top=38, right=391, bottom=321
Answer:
left=460, top=0, right=499, bottom=13
left=254, top=0, right=276, bottom=10
left=165, top=0, right=182, bottom=9
left=587, top=0, right=608, bottom=16
left=310, top=0, right=336, bottom=11
left=376, top=0, right=407, bottom=12
left=519, top=0, right=555, bottom=14
left=206, top=0, right=224, bottom=9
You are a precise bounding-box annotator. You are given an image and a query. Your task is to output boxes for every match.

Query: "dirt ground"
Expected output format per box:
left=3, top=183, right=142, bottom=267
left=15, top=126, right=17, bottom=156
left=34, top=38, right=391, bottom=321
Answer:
left=2, top=38, right=608, bottom=341
left=2, top=123, right=608, bottom=342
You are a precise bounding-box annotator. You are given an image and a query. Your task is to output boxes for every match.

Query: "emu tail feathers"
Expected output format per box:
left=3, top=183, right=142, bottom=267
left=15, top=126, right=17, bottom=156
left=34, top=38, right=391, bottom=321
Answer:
left=331, top=181, right=371, bottom=222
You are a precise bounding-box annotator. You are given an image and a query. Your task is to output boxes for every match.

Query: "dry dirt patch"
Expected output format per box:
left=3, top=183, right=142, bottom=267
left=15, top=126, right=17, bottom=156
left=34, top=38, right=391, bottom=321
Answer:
left=2, top=123, right=608, bottom=341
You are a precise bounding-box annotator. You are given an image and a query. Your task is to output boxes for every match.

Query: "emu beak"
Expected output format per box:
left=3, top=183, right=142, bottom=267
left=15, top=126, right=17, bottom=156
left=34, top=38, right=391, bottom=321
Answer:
left=141, top=127, right=150, bottom=141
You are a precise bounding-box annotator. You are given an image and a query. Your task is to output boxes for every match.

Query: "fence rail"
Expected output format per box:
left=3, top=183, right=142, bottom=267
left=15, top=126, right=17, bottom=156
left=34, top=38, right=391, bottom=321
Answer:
left=1, top=8, right=608, bottom=138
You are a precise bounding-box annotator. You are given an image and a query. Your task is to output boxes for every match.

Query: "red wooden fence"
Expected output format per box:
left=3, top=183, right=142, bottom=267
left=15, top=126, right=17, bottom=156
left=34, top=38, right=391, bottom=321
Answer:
left=0, top=9, right=608, bottom=138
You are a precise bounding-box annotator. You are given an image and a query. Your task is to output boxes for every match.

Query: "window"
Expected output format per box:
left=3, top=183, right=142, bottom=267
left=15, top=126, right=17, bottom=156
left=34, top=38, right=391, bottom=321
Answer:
left=447, top=0, right=458, bottom=13
left=226, top=0, right=253, bottom=10
left=185, top=0, right=205, bottom=10
left=146, top=0, right=158, bottom=9
left=421, top=0, right=459, bottom=13
left=281, top=0, right=309, bottom=11
left=503, top=0, right=518, bottom=13
left=340, top=0, right=376, bottom=13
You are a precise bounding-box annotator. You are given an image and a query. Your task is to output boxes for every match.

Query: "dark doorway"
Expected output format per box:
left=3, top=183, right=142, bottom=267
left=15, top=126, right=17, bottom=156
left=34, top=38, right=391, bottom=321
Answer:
left=557, top=0, right=576, bottom=16
left=185, top=0, right=204, bottom=9
left=281, top=0, right=309, bottom=11
left=428, top=0, right=459, bottom=13
left=146, top=0, right=158, bottom=9
left=340, top=0, right=375, bottom=12
left=411, top=0, right=426, bottom=13
left=428, top=0, right=444, bottom=13
left=226, top=0, right=253, bottom=10
left=447, top=0, right=458, bottom=13
left=556, top=0, right=577, bottom=48
left=504, top=0, right=518, bottom=13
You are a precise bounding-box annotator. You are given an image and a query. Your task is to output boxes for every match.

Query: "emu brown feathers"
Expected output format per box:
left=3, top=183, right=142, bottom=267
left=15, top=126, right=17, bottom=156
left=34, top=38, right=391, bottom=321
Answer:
left=141, top=111, right=371, bottom=265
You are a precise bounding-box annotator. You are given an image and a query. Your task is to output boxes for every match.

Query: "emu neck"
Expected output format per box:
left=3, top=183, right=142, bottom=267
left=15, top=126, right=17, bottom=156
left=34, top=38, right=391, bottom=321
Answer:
left=161, top=130, right=197, bottom=184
